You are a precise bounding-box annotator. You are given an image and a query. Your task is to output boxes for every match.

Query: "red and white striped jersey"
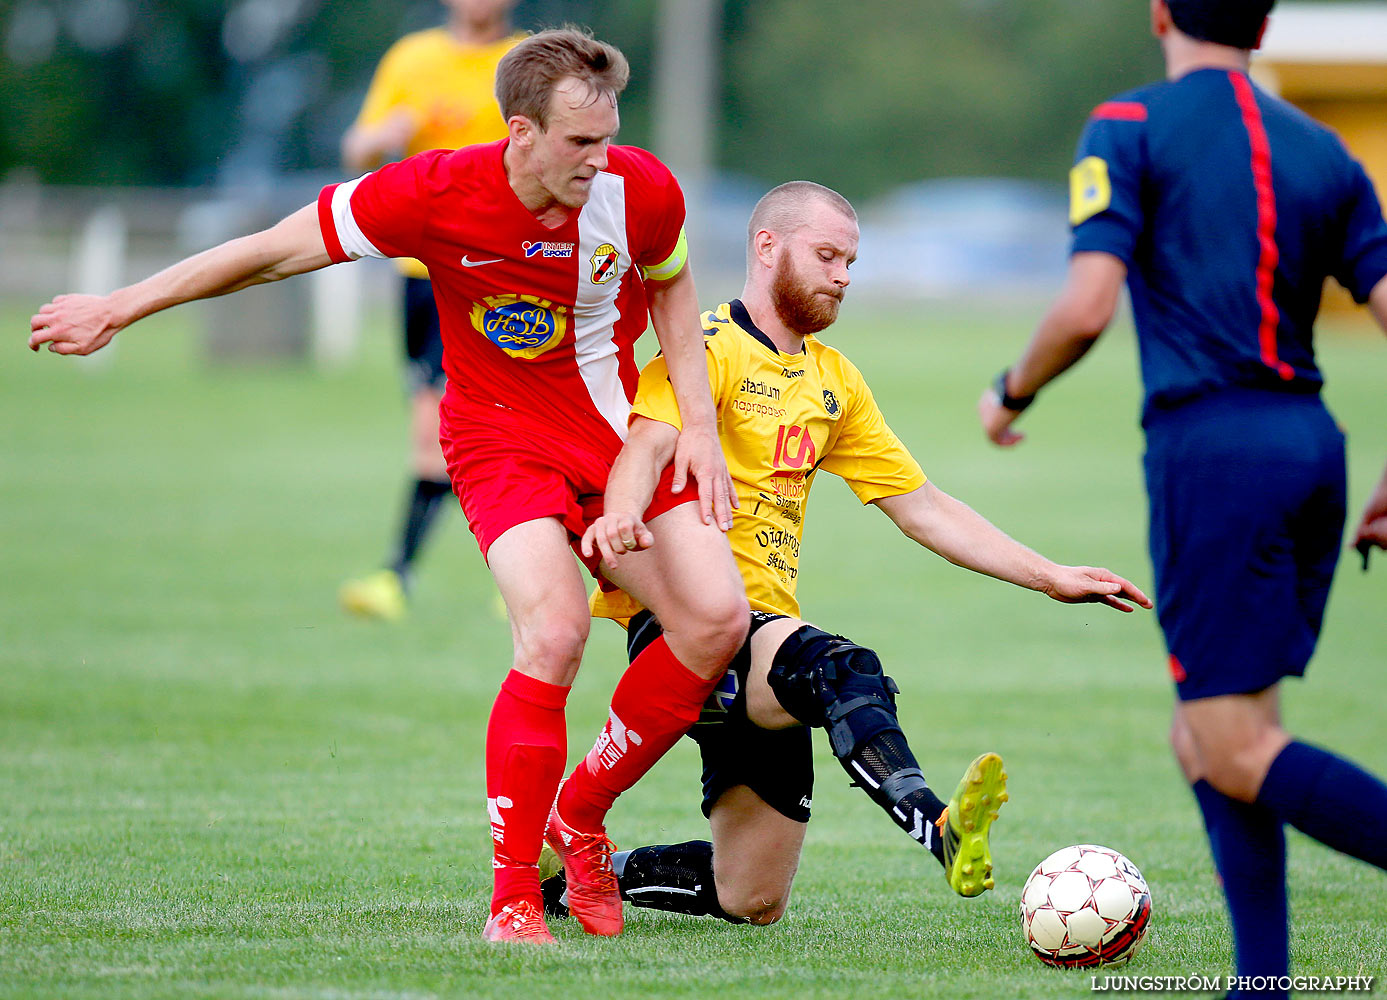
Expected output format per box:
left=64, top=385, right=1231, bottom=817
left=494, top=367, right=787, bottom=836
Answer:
left=317, top=139, right=686, bottom=450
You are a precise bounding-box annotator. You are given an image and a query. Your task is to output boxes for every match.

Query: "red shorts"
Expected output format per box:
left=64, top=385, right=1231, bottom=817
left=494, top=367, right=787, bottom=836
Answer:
left=440, top=393, right=692, bottom=577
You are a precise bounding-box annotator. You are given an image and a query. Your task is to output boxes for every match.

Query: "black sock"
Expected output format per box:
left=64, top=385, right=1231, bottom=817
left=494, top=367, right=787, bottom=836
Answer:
left=390, top=478, right=452, bottom=580
left=842, top=730, right=948, bottom=863
left=550, top=841, right=744, bottom=923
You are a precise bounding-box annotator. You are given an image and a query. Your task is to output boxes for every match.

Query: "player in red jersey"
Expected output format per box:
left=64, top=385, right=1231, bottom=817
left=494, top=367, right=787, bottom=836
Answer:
left=29, top=28, right=749, bottom=945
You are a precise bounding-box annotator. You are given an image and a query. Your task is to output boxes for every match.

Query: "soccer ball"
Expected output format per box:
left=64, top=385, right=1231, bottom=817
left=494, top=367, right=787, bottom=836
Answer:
left=1020, top=844, right=1152, bottom=968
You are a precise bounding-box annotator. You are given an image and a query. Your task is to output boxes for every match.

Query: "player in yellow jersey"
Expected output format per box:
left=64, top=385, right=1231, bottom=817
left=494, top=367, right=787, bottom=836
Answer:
left=542, top=181, right=1152, bottom=925
left=338, top=0, right=525, bottom=620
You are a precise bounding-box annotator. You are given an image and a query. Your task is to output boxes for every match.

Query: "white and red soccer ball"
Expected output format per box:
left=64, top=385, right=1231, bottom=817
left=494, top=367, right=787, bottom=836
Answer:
left=1020, top=844, right=1152, bottom=968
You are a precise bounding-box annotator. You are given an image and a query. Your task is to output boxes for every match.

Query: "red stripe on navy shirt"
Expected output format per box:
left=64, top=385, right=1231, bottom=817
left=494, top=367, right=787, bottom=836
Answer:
left=1092, top=101, right=1148, bottom=122
left=1230, top=73, right=1295, bottom=381
left=316, top=183, right=349, bottom=265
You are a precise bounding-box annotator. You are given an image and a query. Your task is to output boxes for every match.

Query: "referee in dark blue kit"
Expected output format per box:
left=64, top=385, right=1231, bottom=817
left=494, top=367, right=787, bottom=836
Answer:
left=979, top=1, right=1387, bottom=996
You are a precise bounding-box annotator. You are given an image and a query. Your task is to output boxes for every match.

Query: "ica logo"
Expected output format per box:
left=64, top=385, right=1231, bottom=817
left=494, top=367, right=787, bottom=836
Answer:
left=773, top=424, right=816, bottom=470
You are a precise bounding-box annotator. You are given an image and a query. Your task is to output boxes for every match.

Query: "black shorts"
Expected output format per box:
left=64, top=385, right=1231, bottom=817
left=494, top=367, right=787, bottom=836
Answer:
left=402, top=277, right=446, bottom=395
left=627, top=609, right=813, bottom=824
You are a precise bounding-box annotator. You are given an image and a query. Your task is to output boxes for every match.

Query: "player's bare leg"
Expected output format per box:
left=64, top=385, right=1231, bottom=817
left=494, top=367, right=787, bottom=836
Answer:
left=707, top=785, right=806, bottom=924
left=606, top=502, right=749, bottom=681
left=744, top=617, right=1006, bottom=896
left=478, top=517, right=594, bottom=943
left=489, top=518, right=591, bottom=687
left=551, top=502, right=747, bottom=935
left=1180, top=683, right=1387, bottom=868
left=1178, top=688, right=1288, bottom=804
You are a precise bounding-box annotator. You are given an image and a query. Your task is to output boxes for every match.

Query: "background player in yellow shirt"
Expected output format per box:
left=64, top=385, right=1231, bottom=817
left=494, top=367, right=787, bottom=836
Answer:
left=543, top=181, right=1152, bottom=926
left=338, top=0, right=525, bottom=620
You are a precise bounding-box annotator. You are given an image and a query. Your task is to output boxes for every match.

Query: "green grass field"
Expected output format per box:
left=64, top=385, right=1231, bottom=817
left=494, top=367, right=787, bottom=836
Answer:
left=3, top=293, right=1384, bottom=999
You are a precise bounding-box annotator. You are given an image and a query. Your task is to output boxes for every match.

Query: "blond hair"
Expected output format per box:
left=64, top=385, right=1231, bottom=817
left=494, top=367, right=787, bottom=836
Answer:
left=495, top=27, right=630, bottom=130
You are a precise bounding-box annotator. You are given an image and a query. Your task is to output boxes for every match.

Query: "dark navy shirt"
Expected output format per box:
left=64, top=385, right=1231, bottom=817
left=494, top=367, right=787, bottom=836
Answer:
left=1070, top=68, right=1387, bottom=415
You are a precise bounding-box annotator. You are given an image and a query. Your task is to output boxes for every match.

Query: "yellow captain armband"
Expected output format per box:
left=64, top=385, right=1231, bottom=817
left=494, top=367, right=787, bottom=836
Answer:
left=639, top=228, right=688, bottom=282
left=1069, top=156, right=1112, bottom=226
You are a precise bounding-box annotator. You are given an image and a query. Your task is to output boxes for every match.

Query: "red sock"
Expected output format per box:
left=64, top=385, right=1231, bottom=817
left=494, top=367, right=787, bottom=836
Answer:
left=558, top=636, right=718, bottom=832
left=487, top=669, right=569, bottom=915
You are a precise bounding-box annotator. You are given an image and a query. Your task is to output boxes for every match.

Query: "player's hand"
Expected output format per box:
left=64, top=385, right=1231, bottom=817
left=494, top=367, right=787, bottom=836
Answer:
left=671, top=423, right=738, bottom=530
left=978, top=387, right=1025, bottom=447
left=1352, top=473, right=1387, bottom=571
left=29, top=294, right=122, bottom=355
left=581, top=512, right=655, bottom=571
left=1043, top=566, right=1152, bottom=613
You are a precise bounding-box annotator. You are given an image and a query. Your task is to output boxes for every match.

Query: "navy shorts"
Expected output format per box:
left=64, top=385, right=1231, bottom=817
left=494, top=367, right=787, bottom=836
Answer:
left=627, top=609, right=813, bottom=824
left=1143, top=388, right=1345, bottom=701
left=403, top=277, right=446, bottom=394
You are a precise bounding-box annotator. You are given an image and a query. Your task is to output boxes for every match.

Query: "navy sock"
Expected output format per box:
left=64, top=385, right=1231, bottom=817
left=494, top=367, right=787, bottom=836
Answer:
left=390, top=478, right=452, bottom=579
left=1191, top=780, right=1288, bottom=997
left=1256, top=740, right=1387, bottom=871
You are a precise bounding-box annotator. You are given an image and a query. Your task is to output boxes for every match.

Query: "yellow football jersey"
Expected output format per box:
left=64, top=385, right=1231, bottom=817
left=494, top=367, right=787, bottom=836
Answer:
left=591, top=300, right=927, bottom=622
left=353, top=28, right=524, bottom=278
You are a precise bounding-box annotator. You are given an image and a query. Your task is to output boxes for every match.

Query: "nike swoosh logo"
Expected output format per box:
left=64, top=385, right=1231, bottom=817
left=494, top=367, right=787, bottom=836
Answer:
left=461, top=256, right=503, bottom=267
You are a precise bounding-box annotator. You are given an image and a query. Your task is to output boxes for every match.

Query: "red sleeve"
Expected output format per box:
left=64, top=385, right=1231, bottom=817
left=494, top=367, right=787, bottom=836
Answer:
left=616, top=146, right=686, bottom=268
left=317, top=151, right=444, bottom=263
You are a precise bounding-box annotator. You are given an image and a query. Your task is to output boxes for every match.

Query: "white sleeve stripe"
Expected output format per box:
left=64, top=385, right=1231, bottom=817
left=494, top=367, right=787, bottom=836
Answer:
left=331, top=175, right=386, bottom=260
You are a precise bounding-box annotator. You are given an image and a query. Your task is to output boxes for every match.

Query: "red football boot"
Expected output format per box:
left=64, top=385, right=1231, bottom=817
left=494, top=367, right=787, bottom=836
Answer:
left=481, top=900, right=556, bottom=944
left=544, top=799, right=623, bottom=936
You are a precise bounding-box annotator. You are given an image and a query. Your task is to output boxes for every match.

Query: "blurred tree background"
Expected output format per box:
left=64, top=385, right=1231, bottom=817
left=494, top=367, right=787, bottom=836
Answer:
left=0, top=0, right=1343, bottom=199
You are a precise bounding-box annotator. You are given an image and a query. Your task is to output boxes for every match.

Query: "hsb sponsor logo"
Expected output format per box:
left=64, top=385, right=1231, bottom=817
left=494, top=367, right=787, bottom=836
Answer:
left=470, top=294, right=567, bottom=359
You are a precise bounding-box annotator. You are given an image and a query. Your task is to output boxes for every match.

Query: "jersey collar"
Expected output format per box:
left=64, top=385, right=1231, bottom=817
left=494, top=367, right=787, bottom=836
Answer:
left=729, top=298, right=805, bottom=357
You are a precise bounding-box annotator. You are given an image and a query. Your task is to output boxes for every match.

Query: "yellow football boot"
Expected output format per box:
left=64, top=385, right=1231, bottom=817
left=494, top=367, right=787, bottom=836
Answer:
left=938, top=752, right=1009, bottom=897
left=338, top=569, right=407, bottom=622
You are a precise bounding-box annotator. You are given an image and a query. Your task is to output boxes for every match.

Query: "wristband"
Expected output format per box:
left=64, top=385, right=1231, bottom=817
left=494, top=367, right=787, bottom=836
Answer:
left=993, top=368, right=1036, bottom=412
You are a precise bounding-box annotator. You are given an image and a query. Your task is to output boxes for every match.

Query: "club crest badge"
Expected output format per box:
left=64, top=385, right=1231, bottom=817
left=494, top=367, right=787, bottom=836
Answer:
left=590, top=243, right=620, bottom=284
left=823, top=389, right=841, bottom=416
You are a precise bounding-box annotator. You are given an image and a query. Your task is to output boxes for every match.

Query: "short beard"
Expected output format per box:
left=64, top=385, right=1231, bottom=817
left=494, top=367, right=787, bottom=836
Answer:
left=770, top=253, right=841, bottom=335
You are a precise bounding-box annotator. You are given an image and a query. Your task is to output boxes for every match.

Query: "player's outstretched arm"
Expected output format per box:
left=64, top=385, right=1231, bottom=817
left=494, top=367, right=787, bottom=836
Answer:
left=29, top=203, right=333, bottom=356
left=979, top=251, right=1126, bottom=446
left=874, top=482, right=1152, bottom=613
left=645, top=265, right=737, bottom=530
left=581, top=416, right=679, bottom=570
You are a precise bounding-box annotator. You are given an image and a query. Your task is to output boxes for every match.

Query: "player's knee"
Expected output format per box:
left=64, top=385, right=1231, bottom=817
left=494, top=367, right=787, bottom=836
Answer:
left=1200, top=731, right=1287, bottom=803
left=767, top=628, right=899, bottom=758
left=702, top=593, right=751, bottom=656
left=516, top=615, right=589, bottom=676
left=1184, top=713, right=1287, bottom=802
left=718, top=887, right=789, bottom=925
left=664, top=592, right=749, bottom=676
left=1200, top=756, right=1261, bottom=803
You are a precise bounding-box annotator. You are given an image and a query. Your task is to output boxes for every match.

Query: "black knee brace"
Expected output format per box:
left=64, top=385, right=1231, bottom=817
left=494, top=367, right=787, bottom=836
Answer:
left=766, top=625, right=901, bottom=758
